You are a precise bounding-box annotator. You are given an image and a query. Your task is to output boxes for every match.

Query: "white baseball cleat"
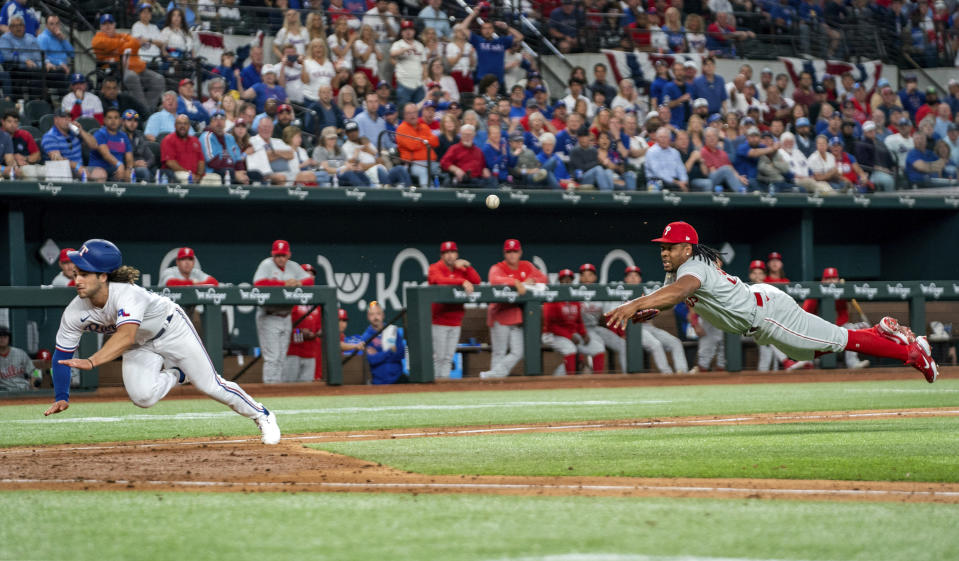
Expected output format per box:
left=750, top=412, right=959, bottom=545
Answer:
left=255, top=409, right=281, bottom=445
left=850, top=359, right=871, bottom=369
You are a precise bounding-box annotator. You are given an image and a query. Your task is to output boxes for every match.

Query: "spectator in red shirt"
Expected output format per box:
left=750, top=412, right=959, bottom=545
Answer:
left=1, top=109, right=41, bottom=179
left=440, top=124, right=496, bottom=187
left=159, top=247, right=219, bottom=287
left=161, top=114, right=206, bottom=183
left=698, top=126, right=750, bottom=192
left=481, top=238, right=548, bottom=379
left=428, top=241, right=482, bottom=379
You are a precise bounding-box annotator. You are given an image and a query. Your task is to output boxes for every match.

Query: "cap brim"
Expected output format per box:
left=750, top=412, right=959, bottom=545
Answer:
left=68, top=251, right=103, bottom=272
left=650, top=237, right=673, bottom=243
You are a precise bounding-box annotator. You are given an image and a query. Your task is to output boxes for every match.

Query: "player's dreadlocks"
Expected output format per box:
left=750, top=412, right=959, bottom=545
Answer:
left=108, top=266, right=141, bottom=284
left=691, top=244, right=725, bottom=266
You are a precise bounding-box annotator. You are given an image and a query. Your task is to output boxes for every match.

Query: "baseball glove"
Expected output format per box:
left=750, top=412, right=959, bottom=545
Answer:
left=631, top=309, right=659, bottom=323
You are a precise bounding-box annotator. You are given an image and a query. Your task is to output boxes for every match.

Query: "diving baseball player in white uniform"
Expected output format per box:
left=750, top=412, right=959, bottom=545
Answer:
left=45, top=239, right=281, bottom=444
left=253, top=239, right=314, bottom=384
left=606, top=222, right=939, bottom=383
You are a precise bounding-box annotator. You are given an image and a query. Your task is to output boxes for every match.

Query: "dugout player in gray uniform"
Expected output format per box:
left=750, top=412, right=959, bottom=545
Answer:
left=0, top=326, right=38, bottom=391
left=606, top=221, right=939, bottom=383
left=253, top=240, right=314, bottom=383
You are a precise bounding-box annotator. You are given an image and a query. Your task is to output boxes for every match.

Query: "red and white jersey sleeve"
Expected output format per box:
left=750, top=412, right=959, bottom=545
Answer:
left=253, top=258, right=315, bottom=285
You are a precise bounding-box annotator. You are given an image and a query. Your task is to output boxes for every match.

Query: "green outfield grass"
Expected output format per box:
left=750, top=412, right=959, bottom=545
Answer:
left=0, top=379, right=957, bottom=447
left=313, top=417, right=959, bottom=482
left=1, top=491, right=958, bottom=561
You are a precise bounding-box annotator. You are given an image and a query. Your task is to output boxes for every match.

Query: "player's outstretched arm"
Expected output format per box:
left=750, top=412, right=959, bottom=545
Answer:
left=605, top=275, right=701, bottom=330
left=57, top=324, right=138, bottom=371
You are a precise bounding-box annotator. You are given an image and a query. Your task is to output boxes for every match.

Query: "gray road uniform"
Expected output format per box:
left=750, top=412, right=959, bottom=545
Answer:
left=252, top=258, right=313, bottom=383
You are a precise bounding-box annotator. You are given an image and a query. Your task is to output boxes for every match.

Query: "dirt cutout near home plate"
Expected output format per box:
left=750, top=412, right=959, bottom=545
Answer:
left=3, top=406, right=959, bottom=504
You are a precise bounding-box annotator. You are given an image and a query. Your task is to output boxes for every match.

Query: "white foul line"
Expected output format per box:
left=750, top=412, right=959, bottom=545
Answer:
left=2, top=477, right=959, bottom=500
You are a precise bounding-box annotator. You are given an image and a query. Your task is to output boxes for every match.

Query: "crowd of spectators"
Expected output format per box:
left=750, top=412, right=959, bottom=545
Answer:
left=0, top=0, right=955, bottom=189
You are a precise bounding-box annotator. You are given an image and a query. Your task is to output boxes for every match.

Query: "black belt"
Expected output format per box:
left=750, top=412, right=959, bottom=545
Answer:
left=147, top=312, right=175, bottom=343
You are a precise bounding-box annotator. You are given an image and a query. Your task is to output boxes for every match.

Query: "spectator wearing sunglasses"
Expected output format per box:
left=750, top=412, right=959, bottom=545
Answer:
left=121, top=109, right=155, bottom=180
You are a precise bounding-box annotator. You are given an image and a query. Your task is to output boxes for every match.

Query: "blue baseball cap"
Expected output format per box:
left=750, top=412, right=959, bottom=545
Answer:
left=70, top=73, right=85, bottom=84
left=376, top=81, right=390, bottom=89
left=99, top=14, right=115, bottom=25
left=742, top=116, right=756, bottom=125
left=877, top=78, right=890, bottom=88
left=707, top=113, right=722, bottom=124
left=828, top=136, right=843, bottom=147
left=382, top=103, right=397, bottom=114
left=211, top=109, right=226, bottom=118
left=553, top=100, right=566, bottom=108
left=136, top=3, right=152, bottom=11
left=122, top=109, right=139, bottom=120
left=795, top=117, right=810, bottom=128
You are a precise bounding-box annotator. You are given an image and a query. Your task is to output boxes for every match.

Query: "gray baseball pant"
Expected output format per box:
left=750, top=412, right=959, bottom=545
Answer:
left=432, top=324, right=461, bottom=379
left=488, top=321, right=523, bottom=377
left=256, top=311, right=292, bottom=384
left=696, top=319, right=726, bottom=370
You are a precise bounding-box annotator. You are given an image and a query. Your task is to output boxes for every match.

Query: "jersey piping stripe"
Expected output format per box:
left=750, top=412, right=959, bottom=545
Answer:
left=175, top=307, right=266, bottom=415
left=54, top=345, right=77, bottom=353
left=763, top=317, right=843, bottom=346
left=116, top=319, right=142, bottom=327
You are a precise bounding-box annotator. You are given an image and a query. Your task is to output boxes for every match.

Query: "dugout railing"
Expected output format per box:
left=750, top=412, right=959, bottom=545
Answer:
left=404, top=280, right=959, bottom=381
left=0, top=285, right=344, bottom=392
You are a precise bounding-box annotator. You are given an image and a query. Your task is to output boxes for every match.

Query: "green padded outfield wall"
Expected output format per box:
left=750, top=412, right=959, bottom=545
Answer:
left=3, top=184, right=959, bottom=349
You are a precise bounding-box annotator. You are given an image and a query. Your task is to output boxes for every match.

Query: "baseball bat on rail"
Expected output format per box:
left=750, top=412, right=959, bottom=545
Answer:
left=838, top=278, right=869, bottom=324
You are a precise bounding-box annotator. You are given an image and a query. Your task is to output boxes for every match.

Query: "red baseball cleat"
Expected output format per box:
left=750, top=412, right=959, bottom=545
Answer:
left=906, top=336, right=939, bottom=383
left=878, top=316, right=916, bottom=345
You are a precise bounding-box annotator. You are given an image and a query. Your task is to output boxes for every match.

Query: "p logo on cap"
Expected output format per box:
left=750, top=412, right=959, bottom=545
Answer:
left=822, top=267, right=839, bottom=279
left=749, top=260, right=766, bottom=271
left=651, top=221, right=699, bottom=244
left=177, top=247, right=195, bottom=260
left=503, top=239, right=522, bottom=252
left=579, top=263, right=596, bottom=273
left=440, top=241, right=458, bottom=253
left=272, top=240, right=291, bottom=256
left=558, top=269, right=575, bottom=279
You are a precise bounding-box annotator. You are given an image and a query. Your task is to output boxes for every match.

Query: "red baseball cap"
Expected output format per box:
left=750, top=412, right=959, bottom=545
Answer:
left=59, top=248, right=75, bottom=263
left=749, top=260, right=766, bottom=271
left=440, top=241, right=458, bottom=253
left=651, top=221, right=698, bottom=244
left=178, top=78, right=193, bottom=87
left=272, top=239, right=291, bottom=255
left=177, top=247, right=195, bottom=260
left=558, top=268, right=575, bottom=279
left=579, top=263, right=596, bottom=273
left=301, top=263, right=316, bottom=274
left=36, top=348, right=52, bottom=360
left=400, top=19, right=414, bottom=29
left=503, top=239, right=522, bottom=252
left=822, top=267, right=839, bottom=279
left=625, top=265, right=642, bottom=275
left=338, top=308, right=348, bottom=320
left=767, top=252, right=783, bottom=261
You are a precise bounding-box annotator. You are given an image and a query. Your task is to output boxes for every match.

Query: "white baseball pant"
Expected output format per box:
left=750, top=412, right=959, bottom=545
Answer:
left=432, top=324, right=461, bottom=379
left=696, top=318, right=726, bottom=370
left=488, top=322, right=524, bottom=378
left=645, top=324, right=689, bottom=373
left=123, top=306, right=267, bottom=419
left=542, top=332, right=577, bottom=375
left=757, top=343, right=787, bottom=371
left=283, top=356, right=315, bottom=382
left=576, top=332, right=606, bottom=371
left=589, top=326, right=626, bottom=372
left=256, top=311, right=292, bottom=384
left=750, top=284, right=847, bottom=360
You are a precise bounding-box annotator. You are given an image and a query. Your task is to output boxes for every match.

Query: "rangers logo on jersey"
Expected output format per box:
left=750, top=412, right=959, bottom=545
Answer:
left=117, top=309, right=130, bottom=318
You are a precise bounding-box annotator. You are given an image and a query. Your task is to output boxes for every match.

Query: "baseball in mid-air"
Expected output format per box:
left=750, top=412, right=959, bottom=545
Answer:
left=486, top=194, right=500, bottom=209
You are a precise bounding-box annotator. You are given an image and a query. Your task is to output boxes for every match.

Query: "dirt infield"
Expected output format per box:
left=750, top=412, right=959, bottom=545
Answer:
left=4, top=405, right=959, bottom=504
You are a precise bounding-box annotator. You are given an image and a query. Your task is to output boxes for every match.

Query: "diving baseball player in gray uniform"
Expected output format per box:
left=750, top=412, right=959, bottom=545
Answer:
left=606, top=221, right=939, bottom=383
left=47, top=239, right=281, bottom=444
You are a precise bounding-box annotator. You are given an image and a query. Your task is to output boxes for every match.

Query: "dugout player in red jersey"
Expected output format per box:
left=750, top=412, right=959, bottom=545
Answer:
left=481, top=238, right=548, bottom=379
left=800, top=266, right=870, bottom=370
left=542, top=269, right=604, bottom=375
left=286, top=263, right=325, bottom=382
left=428, top=241, right=482, bottom=379
left=763, top=251, right=789, bottom=283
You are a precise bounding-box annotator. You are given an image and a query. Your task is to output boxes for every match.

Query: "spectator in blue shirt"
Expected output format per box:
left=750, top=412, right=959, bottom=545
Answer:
left=36, top=14, right=71, bottom=94
left=362, top=302, right=408, bottom=385
left=649, top=59, right=671, bottom=107
left=145, top=91, right=194, bottom=141
left=41, top=109, right=102, bottom=180
left=898, top=75, right=925, bottom=120
left=735, top=126, right=781, bottom=191
left=662, top=61, right=691, bottom=129
left=554, top=112, right=585, bottom=157
left=644, top=127, right=688, bottom=191
left=240, top=46, right=265, bottom=90
left=241, top=66, right=287, bottom=113
left=482, top=123, right=512, bottom=183
left=0, top=14, right=42, bottom=98
left=89, top=107, right=134, bottom=181
left=905, top=132, right=949, bottom=187
left=460, top=10, right=522, bottom=88
left=177, top=77, right=211, bottom=124
left=0, top=0, right=37, bottom=35
left=548, top=0, right=583, bottom=53
left=417, top=0, right=451, bottom=38
left=691, top=56, right=727, bottom=115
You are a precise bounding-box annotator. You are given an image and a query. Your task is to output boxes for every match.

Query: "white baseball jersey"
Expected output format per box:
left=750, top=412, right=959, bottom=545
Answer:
left=0, top=346, right=35, bottom=391
left=671, top=258, right=756, bottom=335
left=60, top=92, right=104, bottom=119
left=50, top=272, right=72, bottom=286
left=159, top=265, right=213, bottom=286
left=253, top=258, right=312, bottom=284
left=55, top=282, right=177, bottom=352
